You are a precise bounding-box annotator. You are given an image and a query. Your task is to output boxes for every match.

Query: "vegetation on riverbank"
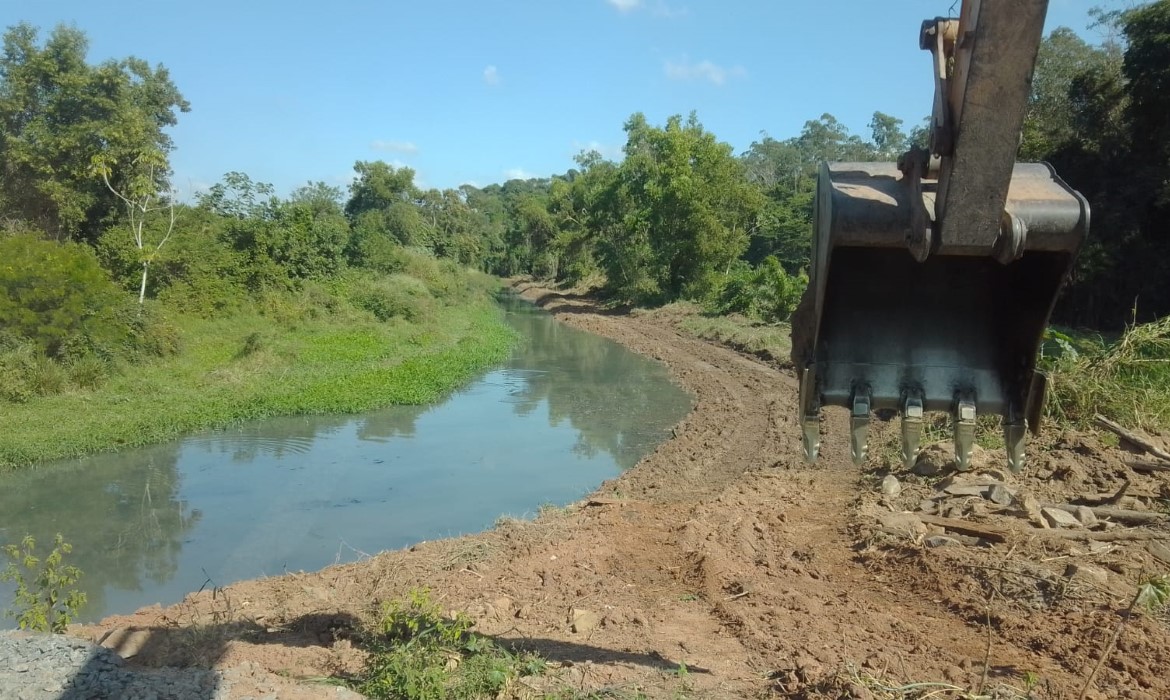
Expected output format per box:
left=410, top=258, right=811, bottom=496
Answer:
left=0, top=262, right=514, bottom=470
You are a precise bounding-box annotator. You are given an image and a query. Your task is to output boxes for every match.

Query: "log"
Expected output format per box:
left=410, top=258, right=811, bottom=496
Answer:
left=1030, top=528, right=1165, bottom=542
left=1094, top=414, right=1170, bottom=462
left=1128, top=460, right=1170, bottom=474
left=918, top=515, right=1009, bottom=543
left=1072, top=480, right=1129, bottom=507
left=1048, top=504, right=1168, bottom=527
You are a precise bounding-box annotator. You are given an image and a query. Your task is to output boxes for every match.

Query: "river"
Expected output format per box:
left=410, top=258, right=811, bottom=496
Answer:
left=0, top=295, right=693, bottom=625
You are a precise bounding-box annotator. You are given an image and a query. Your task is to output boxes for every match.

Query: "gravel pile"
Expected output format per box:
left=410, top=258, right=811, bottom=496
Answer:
left=0, top=631, right=223, bottom=700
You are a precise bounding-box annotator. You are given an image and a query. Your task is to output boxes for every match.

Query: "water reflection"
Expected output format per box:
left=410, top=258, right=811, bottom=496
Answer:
left=0, top=297, right=692, bottom=624
left=0, top=443, right=201, bottom=621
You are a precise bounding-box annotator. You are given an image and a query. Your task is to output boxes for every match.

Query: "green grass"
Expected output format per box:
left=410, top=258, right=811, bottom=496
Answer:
left=0, top=274, right=517, bottom=470
left=1043, top=317, right=1170, bottom=432
left=674, top=311, right=792, bottom=363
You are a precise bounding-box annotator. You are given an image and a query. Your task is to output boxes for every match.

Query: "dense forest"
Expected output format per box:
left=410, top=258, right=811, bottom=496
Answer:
left=1, top=4, right=1168, bottom=425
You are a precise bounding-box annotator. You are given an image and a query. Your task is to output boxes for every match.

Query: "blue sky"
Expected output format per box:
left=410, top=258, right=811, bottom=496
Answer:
left=6, top=0, right=1124, bottom=198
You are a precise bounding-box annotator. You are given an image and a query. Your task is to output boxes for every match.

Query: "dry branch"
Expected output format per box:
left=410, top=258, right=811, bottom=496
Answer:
left=918, top=515, right=1009, bottom=543
left=1128, top=460, right=1170, bottom=474
left=1095, top=414, right=1170, bottom=462
left=1048, top=504, right=1168, bottom=527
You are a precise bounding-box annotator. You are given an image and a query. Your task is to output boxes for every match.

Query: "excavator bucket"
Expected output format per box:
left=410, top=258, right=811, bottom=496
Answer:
left=794, top=1, right=1090, bottom=471
left=793, top=161, right=1089, bottom=472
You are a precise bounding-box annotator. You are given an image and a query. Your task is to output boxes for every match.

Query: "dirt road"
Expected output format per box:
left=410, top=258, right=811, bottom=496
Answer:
left=77, top=284, right=1170, bottom=698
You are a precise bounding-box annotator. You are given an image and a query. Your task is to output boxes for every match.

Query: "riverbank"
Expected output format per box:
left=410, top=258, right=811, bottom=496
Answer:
left=0, top=270, right=517, bottom=471
left=63, top=281, right=1170, bottom=699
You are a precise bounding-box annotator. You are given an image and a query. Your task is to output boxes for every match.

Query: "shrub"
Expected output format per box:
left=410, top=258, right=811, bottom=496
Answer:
left=349, top=274, right=436, bottom=322
left=708, top=256, right=807, bottom=323
left=67, top=354, right=109, bottom=390
left=1, top=534, right=87, bottom=633
left=0, top=234, right=133, bottom=357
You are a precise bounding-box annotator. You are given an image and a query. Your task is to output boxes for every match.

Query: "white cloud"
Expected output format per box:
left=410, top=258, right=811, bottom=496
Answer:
left=504, top=168, right=535, bottom=181
left=483, top=65, right=501, bottom=86
left=369, top=140, right=419, bottom=155
left=664, top=58, right=745, bottom=86
left=607, top=0, right=686, bottom=16
left=606, top=0, right=641, bottom=11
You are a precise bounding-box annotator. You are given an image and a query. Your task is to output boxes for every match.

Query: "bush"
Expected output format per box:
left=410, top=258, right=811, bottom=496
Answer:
left=0, top=234, right=133, bottom=357
left=349, top=274, right=436, bottom=322
left=708, top=256, right=807, bottom=323
left=67, top=355, right=109, bottom=390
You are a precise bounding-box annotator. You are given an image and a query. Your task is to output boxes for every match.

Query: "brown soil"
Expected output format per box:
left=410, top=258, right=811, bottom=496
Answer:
left=73, top=282, right=1170, bottom=699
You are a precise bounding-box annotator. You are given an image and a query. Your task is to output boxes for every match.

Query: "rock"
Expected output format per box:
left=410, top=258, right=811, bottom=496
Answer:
left=942, top=484, right=990, bottom=497
left=570, top=608, right=602, bottom=634
left=986, top=484, right=1013, bottom=506
left=915, top=442, right=989, bottom=474
left=1010, top=492, right=1043, bottom=519
left=98, top=628, right=152, bottom=660
left=918, top=499, right=939, bottom=514
left=1065, top=563, right=1110, bottom=586
left=795, top=654, right=825, bottom=683
left=1148, top=540, right=1170, bottom=566
left=492, top=597, right=514, bottom=618
left=880, top=512, right=926, bottom=536
left=880, top=475, right=902, bottom=497
left=1042, top=507, right=1083, bottom=529
left=1074, top=506, right=1099, bottom=528
left=912, top=449, right=945, bottom=476
left=925, top=535, right=963, bottom=548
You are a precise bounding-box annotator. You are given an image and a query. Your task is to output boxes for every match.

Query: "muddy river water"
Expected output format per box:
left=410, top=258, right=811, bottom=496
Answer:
left=0, top=296, right=692, bottom=624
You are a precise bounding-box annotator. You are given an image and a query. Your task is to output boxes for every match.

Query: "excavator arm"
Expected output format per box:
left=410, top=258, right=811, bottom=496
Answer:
left=794, top=0, right=1090, bottom=471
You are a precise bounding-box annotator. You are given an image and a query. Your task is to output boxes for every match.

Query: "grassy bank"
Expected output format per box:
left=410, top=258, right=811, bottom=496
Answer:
left=651, top=301, right=793, bottom=364
left=0, top=269, right=517, bottom=471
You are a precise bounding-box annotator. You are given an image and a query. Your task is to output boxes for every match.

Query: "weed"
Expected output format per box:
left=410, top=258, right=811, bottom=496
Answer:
left=235, top=331, right=267, bottom=359
left=67, top=354, right=109, bottom=390
left=1, top=533, right=87, bottom=633
left=1045, top=317, right=1170, bottom=432
left=356, top=587, right=547, bottom=700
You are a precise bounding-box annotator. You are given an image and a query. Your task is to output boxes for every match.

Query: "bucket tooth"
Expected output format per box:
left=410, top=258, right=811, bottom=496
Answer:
left=1004, top=420, right=1027, bottom=473
left=801, top=415, right=821, bottom=462
left=798, top=365, right=821, bottom=463
left=954, top=396, right=977, bottom=471
left=901, top=394, right=925, bottom=470
left=850, top=386, right=872, bottom=466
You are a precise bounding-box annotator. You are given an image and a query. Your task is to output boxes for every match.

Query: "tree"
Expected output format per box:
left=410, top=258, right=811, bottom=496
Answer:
left=0, top=23, right=189, bottom=241
left=603, top=112, right=765, bottom=302
left=1020, top=27, right=1117, bottom=159
left=94, top=151, right=176, bottom=304
left=289, top=181, right=345, bottom=217
left=869, top=112, right=907, bottom=158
